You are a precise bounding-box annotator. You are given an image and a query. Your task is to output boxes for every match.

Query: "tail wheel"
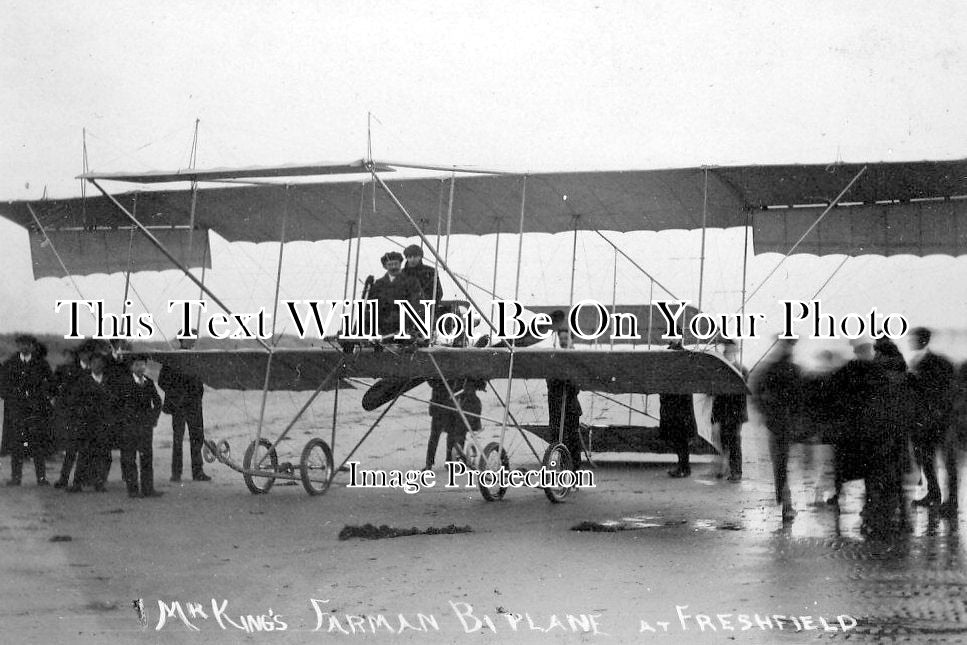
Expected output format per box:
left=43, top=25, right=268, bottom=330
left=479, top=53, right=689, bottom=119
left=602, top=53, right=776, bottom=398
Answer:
left=300, top=438, right=334, bottom=496
left=477, top=441, right=510, bottom=502
left=542, top=443, right=573, bottom=504
left=242, top=438, right=279, bottom=495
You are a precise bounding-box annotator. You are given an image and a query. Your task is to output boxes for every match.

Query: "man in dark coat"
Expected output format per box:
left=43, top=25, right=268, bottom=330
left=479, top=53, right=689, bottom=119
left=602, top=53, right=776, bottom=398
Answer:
left=752, top=337, right=802, bottom=521
left=546, top=329, right=584, bottom=470
left=50, top=348, right=80, bottom=454
left=711, top=339, right=747, bottom=481
left=908, top=327, right=955, bottom=507
left=68, top=353, right=115, bottom=492
left=945, top=363, right=967, bottom=517
left=862, top=337, right=915, bottom=527
left=368, top=251, right=424, bottom=339
left=824, top=340, right=879, bottom=505
left=54, top=341, right=98, bottom=488
left=0, top=335, right=52, bottom=486
left=117, top=355, right=163, bottom=498
left=424, top=378, right=483, bottom=470
left=159, top=335, right=210, bottom=482
left=661, top=341, right=697, bottom=478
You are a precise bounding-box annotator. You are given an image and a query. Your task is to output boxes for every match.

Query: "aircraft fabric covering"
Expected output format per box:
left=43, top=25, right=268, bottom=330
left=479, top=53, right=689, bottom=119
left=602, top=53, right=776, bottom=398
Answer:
left=3, top=158, right=966, bottom=268
left=27, top=228, right=211, bottom=279
left=752, top=200, right=967, bottom=256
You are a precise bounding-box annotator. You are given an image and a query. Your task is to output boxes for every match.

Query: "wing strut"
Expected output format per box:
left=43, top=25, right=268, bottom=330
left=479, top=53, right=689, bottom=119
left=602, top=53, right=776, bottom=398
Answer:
left=87, top=179, right=273, bottom=352
left=497, top=175, right=529, bottom=453
left=743, top=166, right=867, bottom=307
left=253, top=186, right=290, bottom=459
left=25, top=203, right=98, bottom=326
left=368, top=167, right=502, bottom=338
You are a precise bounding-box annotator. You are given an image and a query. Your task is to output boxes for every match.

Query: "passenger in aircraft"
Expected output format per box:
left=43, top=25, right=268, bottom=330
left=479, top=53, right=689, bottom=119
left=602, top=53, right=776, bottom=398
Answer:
left=908, top=327, right=955, bottom=508
left=0, top=335, right=52, bottom=486
left=711, top=339, right=747, bottom=481
left=368, top=251, right=423, bottom=339
left=402, top=244, right=443, bottom=303
left=661, top=340, right=697, bottom=478
left=751, top=337, right=802, bottom=521
left=159, top=333, right=211, bottom=482
left=546, top=329, right=584, bottom=470
left=117, top=355, right=163, bottom=498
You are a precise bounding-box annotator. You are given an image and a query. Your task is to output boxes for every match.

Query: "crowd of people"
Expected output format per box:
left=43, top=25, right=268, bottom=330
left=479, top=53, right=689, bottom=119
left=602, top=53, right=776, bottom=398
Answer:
left=7, top=243, right=963, bottom=530
left=753, top=327, right=967, bottom=527
left=0, top=334, right=208, bottom=498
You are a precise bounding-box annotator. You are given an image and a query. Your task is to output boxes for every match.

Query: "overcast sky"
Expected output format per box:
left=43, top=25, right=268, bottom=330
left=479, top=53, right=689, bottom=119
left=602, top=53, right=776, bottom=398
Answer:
left=2, top=1, right=966, bottom=358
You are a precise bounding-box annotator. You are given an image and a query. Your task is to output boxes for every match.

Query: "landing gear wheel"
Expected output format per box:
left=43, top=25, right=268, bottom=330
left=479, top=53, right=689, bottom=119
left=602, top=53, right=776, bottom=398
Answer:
left=542, top=443, right=574, bottom=504
left=300, top=438, right=334, bottom=496
left=477, top=441, right=510, bottom=502
left=215, top=439, right=231, bottom=460
left=202, top=440, right=216, bottom=464
left=242, top=438, right=279, bottom=495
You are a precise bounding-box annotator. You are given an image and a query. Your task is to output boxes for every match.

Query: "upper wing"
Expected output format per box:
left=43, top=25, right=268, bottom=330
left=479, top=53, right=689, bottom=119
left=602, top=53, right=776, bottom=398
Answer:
left=147, top=346, right=747, bottom=395
left=6, top=158, right=964, bottom=278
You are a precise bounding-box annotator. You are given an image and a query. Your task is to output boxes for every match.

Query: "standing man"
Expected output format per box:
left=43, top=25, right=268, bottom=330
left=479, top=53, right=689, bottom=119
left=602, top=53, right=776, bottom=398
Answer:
left=69, top=353, right=114, bottom=492
left=661, top=341, right=698, bottom=478
left=908, top=327, right=954, bottom=507
left=159, top=334, right=210, bottom=482
left=752, top=337, right=802, bottom=521
left=0, top=335, right=52, bottom=486
left=546, top=329, right=584, bottom=470
left=944, top=363, right=967, bottom=518
left=367, top=251, right=424, bottom=339
left=118, top=355, right=163, bottom=498
left=711, top=339, right=747, bottom=481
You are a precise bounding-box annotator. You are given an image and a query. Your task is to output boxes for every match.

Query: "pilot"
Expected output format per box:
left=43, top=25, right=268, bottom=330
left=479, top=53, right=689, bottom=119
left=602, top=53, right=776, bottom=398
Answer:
left=159, top=333, right=211, bottom=482
left=546, top=329, right=584, bottom=470
left=0, top=334, right=52, bottom=486
left=367, top=251, right=423, bottom=339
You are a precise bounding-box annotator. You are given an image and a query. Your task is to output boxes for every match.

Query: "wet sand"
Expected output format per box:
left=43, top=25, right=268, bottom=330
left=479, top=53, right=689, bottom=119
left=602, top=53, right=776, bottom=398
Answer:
left=2, top=386, right=965, bottom=643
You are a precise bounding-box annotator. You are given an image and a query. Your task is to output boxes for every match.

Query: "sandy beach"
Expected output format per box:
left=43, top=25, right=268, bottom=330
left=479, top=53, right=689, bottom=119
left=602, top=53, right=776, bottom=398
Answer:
left=2, top=383, right=964, bottom=644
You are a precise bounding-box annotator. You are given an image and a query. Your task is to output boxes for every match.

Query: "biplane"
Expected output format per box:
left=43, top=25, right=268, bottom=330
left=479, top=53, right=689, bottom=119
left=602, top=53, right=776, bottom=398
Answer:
left=3, top=155, right=966, bottom=503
